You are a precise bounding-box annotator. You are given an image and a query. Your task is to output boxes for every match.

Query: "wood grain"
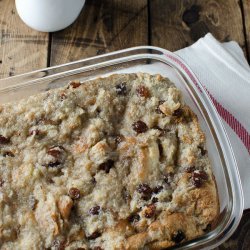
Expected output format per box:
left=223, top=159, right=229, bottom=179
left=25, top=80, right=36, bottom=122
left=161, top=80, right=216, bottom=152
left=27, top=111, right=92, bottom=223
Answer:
left=0, top=0, right=49, bottom=78
left=50, top=0, right=148, bottom=66
left=214, top=209, right=250, bottom=250
left=150, top=0, right=246, bottom=53
left=242, top=0, right=250, bottom=61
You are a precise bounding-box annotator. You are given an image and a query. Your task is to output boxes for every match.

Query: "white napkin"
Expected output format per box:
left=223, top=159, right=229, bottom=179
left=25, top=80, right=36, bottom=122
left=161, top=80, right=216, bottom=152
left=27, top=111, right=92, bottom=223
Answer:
left=176, top=33, right=250, bottom=209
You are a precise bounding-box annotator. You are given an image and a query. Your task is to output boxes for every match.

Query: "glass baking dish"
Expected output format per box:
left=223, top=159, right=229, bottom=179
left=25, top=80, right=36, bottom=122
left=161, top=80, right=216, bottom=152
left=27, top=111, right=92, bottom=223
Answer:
left=0, top=46, right=243, bottom=249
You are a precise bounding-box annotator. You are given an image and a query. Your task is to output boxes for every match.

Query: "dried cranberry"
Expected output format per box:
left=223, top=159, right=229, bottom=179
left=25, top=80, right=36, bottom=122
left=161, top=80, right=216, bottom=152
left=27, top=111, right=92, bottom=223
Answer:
left=115, top=83, right=127, bottom=95
left=198, top=146, right=207, bottom=156
left=128, top=213, right=140, bottom=223
left=153, top=185, right=163, bottom=194
left=136, top=85, right=150, bottom=98
left=68, top=187, right=80, bottom=200
left=155, top=101, right=165, bottom=114
left=172, top=108, right=183, bottom=117
left=163, top=173, right=174, bottom=185
left=47, top=146, right=64, bottom=158
left=3, top=151, right=14, bottom=157
left=144, top=204, right=156, bottom=218
left=0, top=135, right=10, bottom=144
left=87, top=231, right=101, bottom=240
left=151, top=197, right=158, bottom=203
left=89, top=206, right=101, bottom=215
left=171, top=230, right=186, bottom=244
left=191, top=170, right=208, bottom=188
left=132, top=121, right=148, bottom=134
left=69, top=81, right=81, bottom=89
left=137, top=184, right=152, bottom=200
left=99, top=160, right=114, bottom=173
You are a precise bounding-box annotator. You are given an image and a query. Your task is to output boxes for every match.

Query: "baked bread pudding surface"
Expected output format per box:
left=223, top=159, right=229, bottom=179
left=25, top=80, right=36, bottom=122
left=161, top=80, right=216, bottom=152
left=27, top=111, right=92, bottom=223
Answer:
left=0, top=73, right=219, bottom=250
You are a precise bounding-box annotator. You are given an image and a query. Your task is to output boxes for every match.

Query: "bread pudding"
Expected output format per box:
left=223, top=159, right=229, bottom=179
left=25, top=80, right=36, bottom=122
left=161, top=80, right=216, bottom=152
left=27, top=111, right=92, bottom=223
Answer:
left=0, top=73, right=219, bottom=249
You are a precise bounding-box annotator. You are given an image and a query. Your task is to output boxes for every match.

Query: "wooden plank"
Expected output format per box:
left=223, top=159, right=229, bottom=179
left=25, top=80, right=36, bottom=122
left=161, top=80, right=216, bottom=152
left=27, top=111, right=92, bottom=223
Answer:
left=0, top=0, right=49, bottom=78
left=150, top=0, right=246, bottom=53
left=242, top=0, right=250, bottom=61
left=50, top=0, right=148, bottom=66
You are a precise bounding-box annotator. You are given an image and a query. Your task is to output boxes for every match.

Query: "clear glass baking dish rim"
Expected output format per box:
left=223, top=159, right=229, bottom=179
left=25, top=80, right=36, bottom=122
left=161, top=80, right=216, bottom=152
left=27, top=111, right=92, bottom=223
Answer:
left=0, top=46, right=244, bottom=249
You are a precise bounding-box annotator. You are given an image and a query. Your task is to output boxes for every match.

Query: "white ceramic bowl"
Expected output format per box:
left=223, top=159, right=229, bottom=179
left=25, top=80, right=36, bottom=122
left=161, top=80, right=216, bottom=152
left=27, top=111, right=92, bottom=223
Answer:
left=15, top=0, right=85, bottom=32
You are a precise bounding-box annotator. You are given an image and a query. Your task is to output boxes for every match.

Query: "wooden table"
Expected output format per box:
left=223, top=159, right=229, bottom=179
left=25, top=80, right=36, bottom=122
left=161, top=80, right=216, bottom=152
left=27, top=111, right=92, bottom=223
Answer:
left=0, top=0, right=249, bottom=249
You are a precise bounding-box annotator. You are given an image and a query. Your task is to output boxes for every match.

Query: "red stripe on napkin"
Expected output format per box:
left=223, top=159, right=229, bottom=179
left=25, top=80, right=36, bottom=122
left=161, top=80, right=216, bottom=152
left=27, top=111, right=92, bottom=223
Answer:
left=166, top=54, right=250, bottom=154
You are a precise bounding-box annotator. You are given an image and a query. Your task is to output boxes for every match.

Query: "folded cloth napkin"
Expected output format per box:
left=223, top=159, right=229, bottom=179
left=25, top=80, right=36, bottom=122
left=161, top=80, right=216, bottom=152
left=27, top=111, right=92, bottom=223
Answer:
left=176, top=33, right=250, bottom=209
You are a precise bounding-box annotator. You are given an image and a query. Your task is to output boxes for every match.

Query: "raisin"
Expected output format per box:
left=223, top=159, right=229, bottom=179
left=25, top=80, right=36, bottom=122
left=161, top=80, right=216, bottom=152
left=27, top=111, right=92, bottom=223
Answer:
left=3, top=151, right=14, bottom=157
left=132, top=121, right=148, bottom=134
left=196, top=170, right=208, bottom=180
left=68, top=188, right=80, bottom=200
left=172, top=108, right=183, bottom=117
left=198, top=146, right=207, bottom=156
left=47, top=161, right=61, bottom=168
left=191, top=170, right=208, bottom=188
left=128, top=213, right=140, bottom=223
left=68, top=81, right=81, bottom=89
left=192, top=177, right=202, bottom=188
left=163, top=173, right=174, bottom=185
left=155, top=101, right=165, bottom=114
left=171, top=230, right=186, bottom=244
left=87, top=231, right=101, bottom=240
left=0, top=135, right=10, bottom=144
left=136, top=85, right=150, bottom=98
left=76, top=248, right=85, bottom=250
left=137, top=184, right=152, bottom=201
left=99, top=160, right=114, bottom=174
left=151, top=197, right=158, bottom=203
left=144, top=204, right=156, bottom=218
left=89, top=206, right=101, bottom=215
left=47, top=146, right=64, bottom=158
left=153, top=185, right=163, bottom=194
left=115, top=83, right=127, bottom=95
